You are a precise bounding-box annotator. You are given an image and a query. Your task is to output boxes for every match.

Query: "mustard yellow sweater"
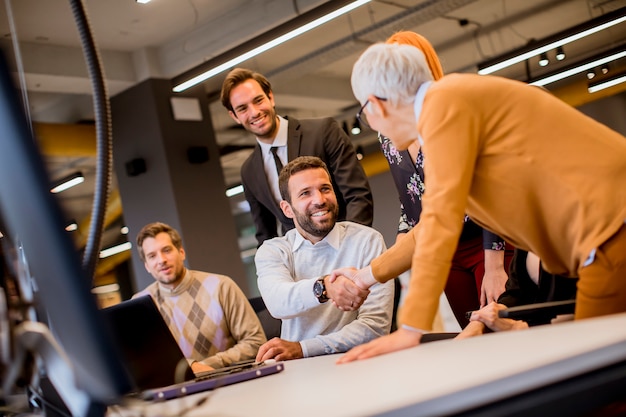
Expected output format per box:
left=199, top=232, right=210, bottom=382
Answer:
left=372, top=74, right=626, bottom=330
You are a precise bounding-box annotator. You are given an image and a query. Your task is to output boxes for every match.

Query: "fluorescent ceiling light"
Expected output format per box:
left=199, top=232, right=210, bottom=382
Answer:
left=91, top=283, right=120, bottom=294
left=50, top=171, right=84, bottom=193
left=173, top=0, right=371, bottom=92
left=528, top=49, right=626, bottom=87
left=65, top=221, right=78, bottom=232
left=351, top=119, right=361, bottom=135
left=478, top=8, right=626, bottom=75
left=588, top=73, right=626, bottom=93
left=99, top=241, right=132, bottom=258
left=226, top=184, right=244, bottom=197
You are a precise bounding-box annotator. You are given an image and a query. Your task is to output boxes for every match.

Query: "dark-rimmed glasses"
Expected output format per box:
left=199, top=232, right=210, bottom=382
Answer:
left=356, top=97, right=386, bottom=131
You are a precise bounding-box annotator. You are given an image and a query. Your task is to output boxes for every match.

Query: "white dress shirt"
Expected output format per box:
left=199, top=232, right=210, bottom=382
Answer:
left=257, top=115, right=288, bottom=204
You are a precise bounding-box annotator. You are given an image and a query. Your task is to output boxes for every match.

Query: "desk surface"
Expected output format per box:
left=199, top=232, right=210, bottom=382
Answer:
left=110, top=313, right=626, bottom=417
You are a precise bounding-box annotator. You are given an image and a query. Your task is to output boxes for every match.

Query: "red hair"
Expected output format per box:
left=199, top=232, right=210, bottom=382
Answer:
left=386, top=31, right=444, bottom=80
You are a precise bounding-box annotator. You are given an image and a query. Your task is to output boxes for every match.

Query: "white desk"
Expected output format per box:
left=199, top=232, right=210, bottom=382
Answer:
left=111, top=313, right=626, bottom=417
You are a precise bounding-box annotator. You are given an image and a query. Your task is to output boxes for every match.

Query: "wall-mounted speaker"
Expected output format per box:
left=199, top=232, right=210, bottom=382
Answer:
left=187, top=146, right=209, bottom=164
left=125, top=158, right=147, bottom=177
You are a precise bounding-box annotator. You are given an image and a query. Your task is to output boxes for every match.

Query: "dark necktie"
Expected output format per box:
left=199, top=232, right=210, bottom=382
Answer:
left=270, top=146, right=284, bottom=175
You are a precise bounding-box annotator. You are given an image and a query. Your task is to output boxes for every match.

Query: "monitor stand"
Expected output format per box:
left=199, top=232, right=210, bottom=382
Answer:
left=4, top=321, right=106, bottom=417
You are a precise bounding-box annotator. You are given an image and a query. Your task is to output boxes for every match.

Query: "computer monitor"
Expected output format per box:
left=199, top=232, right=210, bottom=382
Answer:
left=0, top=48, right=132, bottom=414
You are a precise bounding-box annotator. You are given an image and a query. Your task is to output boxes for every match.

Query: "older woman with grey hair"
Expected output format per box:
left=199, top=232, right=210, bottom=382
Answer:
left=332, top=42, right=626, bottom=363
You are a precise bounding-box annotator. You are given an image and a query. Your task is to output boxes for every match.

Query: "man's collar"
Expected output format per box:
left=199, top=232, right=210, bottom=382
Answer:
left=291, top=223, right=341, bottom=251
left=256, top=115, right=288, bottom=148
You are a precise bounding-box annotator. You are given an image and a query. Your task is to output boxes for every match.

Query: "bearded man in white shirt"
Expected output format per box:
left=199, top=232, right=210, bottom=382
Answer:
left=254, top=156, right=394, bottom=362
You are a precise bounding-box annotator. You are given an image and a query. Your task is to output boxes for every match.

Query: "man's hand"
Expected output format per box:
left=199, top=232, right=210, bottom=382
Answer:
left=454, top=320, right=487, bottom=340
left=336, top=327, right=423, bottom=364
left=480, top=249, right=508, bottom=307
left=469, top=302, right=529, bottom=332
left=256, top=338, right=303, bottom=362
left=324, top=275, right=369, bottom=311
left=191, top=361, right=214, bottom=374
left=329, top=266, right=377, bottom=290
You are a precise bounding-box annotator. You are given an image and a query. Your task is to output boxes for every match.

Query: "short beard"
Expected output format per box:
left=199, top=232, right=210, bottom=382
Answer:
left=157, top=265, right=185, bottom=286
left=294, top=203, right=339, bottom=238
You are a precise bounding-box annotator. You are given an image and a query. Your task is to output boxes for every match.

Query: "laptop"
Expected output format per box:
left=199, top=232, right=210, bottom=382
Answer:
left=498, top=299, right=576, bottom=326
left=101, top=295, right=284, bottom=401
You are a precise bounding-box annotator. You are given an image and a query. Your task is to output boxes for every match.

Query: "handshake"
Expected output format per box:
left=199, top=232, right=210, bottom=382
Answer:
left=325, top=266, right=378, bottom=311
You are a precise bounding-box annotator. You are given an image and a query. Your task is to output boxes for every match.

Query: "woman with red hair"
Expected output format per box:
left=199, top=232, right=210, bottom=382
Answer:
left=379, top=31, right=513, bottom=328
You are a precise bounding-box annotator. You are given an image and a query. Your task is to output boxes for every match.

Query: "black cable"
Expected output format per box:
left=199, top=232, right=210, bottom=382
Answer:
left=441, top=14, right=489, bottom=60
left=67, top=0, right=112, bottom=282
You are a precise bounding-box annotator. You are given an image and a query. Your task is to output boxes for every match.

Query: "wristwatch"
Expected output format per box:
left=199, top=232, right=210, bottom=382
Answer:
left=313, top=278, right=329, bottom=303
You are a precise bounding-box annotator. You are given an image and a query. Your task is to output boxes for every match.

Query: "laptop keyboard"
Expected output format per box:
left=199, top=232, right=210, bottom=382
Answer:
left=194, top=359, right=260, bottom=381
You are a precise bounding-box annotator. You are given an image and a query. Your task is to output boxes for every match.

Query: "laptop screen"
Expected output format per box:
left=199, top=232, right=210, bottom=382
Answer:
left=101, top=295, right=195, bottom=391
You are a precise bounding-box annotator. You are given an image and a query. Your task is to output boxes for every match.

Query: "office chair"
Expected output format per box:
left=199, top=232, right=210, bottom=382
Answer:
left=248, top=297, right=282, bottom=340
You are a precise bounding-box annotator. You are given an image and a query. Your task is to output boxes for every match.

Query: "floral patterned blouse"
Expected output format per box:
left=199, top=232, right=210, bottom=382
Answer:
left=379, top=135, right=505, bottom=250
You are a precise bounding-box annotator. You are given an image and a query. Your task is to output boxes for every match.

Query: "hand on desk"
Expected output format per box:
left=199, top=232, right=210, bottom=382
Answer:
left=191, top=361, right=215, bottom=374
left=336, top=327, right=423, bottom=364
left=325, top=274, right=369, bottom=311
left=468, top=302, right=529, bottom=332
left=256, top=338, right=303, bottom=362
left=455, top=320, right=487, bottom=340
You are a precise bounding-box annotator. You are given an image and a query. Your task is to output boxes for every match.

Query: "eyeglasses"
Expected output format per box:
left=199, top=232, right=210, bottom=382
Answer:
left=356, top=97, right=386, bottom=131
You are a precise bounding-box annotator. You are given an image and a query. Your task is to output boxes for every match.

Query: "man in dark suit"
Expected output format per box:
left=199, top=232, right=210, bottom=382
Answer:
left=220, top=68, right=373, bottom=245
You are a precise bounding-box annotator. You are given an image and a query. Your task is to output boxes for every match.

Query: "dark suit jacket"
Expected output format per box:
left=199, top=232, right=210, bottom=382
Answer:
left=241, top=116, right=373, bottom=245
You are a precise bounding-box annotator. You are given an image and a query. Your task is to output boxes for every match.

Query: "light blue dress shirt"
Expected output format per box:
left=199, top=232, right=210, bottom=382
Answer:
left=255, top=221, right=394, bottom=357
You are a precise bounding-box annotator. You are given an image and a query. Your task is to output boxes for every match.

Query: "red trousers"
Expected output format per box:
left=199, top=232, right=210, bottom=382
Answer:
left=444, top=236, right=514, bottom=328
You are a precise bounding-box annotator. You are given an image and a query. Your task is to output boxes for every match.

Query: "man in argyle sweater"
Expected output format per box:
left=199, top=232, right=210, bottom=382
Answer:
left=133, top=222, right=266, bottom=373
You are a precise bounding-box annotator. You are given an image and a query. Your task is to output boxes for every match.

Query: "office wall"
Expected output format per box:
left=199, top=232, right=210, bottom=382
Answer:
left=370, top=171, right=401, bottom=248
left=112, top=79, right=248, bottom=294
left=577, top=91, right=626, bottom=136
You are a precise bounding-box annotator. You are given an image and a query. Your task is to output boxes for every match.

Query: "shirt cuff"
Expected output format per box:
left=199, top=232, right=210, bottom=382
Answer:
left=401, top=324, right=429, bottom=334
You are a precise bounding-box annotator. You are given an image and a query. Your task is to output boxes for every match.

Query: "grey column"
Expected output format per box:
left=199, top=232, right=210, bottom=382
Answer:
left=111, top=79, right=248, bottom=295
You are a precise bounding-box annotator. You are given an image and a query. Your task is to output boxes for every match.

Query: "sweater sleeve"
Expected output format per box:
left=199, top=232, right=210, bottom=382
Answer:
left=371, top=224, right=417, bottom=281
left=200, top=277, right=267, bottom=368
left=483, top=229, right=506, bottom=250
left=396, top=87, right=481, bottom=330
